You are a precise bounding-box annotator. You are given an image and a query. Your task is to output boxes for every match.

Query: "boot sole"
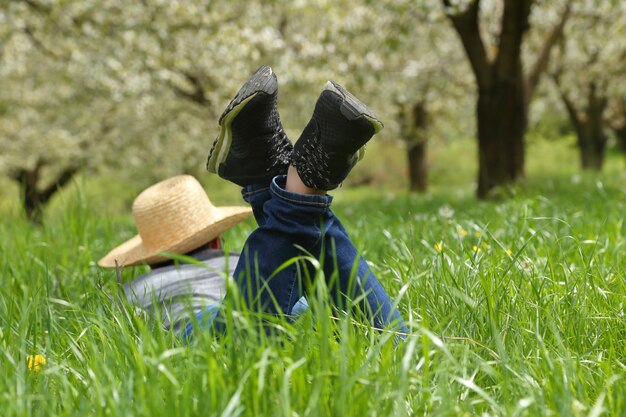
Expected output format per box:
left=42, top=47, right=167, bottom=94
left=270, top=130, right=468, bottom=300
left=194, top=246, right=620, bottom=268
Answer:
left=324, top=80, right=383, bottom=162
left=207, top=66, right=278, bottom=173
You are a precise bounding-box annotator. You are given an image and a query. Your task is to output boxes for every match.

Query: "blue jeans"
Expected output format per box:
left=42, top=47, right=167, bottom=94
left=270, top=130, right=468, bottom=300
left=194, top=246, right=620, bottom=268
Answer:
left=233, top=176, right=407, bottom=332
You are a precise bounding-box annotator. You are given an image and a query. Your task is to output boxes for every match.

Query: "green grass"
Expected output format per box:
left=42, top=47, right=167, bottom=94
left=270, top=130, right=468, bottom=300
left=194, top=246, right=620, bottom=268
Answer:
left=1, top=138, right=625, bottom=416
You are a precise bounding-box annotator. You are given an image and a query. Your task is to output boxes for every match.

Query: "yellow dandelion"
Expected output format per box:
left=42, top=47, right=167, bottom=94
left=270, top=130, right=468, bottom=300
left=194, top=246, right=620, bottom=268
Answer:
left=458, top=228, right=468, bottom=237
left=474, top=231, right=482, bottom=238
left=481, top=242, right=489, bottom=249
left=472, top=245, right=481, bottom=253
left=505, top=248, right=513, bottom=256
left=434, top=241, right=444, bottom=252
left=27, top=354, right=46, bottom=372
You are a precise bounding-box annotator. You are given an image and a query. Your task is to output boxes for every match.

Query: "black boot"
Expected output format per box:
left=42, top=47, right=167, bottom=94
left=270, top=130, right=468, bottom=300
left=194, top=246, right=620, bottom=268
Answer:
left=207, top=65, right=292, bottom=187
left=291, top=81, right=383, bottom=190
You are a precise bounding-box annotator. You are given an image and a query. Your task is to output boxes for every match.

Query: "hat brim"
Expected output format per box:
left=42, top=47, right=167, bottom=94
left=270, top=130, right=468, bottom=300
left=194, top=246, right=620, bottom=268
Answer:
left=98, top=206, right=251, bottom=268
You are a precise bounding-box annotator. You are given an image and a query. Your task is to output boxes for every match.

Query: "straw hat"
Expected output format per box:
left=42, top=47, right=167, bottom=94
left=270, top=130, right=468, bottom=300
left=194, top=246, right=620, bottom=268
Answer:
left=98, top=175, right=252, bottom=268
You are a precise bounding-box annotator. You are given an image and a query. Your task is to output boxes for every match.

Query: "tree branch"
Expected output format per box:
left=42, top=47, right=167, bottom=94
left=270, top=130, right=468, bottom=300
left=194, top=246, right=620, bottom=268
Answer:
left=588, top=82, right=609, bottom=117
left=525, top=0, right=572, bottom=99
left=442, top=0, right=491, bottom=90
left=551, top=72, right=581, bottom=135
left=168, top=70, right=209, bottom=106
left=610, top=97, right=626, bottom=130
left=561, top=93, right=580, bottom=130
left=7, top=168, right=25, bottom=183
left=39, top=166, right=79, bottom=205
left=494, top=0, right=532, bottom=81
left=278, top=14, right=288, bottom=38
left=611, top=98, right=626, bottom=153
left=21, top=0, right=52, bottom=13
left=22, top=26, right=61, bottom=60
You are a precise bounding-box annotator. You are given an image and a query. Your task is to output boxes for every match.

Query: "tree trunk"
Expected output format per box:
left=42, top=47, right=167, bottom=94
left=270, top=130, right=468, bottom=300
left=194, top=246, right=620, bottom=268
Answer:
left=399, top=102, right=429, bottom=192
left=559, top=82, right=609, bottom=172
left=407, top=141, right=427, bottom=192
left=611, top=98, right=626, bottom=160
left=21, top=170, right=44, bottom=224
left=577, top=116, right=607, bottom=172
left=12, top=160, right=46, bottom=224
left=10, top=159, right=78, bottom=224
left=577, top=128, right=607, bottom=171
left=443, top=0, right=571, bottom=199
left=579, top=141, right=605, bottom=170
left=476, top=78, right=527, bottom=198
left=617, top=125, right=626, bottom=157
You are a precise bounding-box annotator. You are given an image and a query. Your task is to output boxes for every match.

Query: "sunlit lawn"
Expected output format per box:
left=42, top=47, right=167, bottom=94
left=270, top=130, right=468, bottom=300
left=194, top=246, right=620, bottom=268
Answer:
left=1, top=137, right=625, bottom=416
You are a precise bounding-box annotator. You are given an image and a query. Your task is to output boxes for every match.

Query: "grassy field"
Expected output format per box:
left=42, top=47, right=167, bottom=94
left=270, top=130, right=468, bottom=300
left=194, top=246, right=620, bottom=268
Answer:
left=1, top=137, right=625, bottom=416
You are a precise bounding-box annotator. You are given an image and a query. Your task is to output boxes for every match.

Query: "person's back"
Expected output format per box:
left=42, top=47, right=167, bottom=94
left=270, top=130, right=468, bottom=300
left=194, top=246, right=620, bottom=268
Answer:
left=123, top=247, right=236, bottom=334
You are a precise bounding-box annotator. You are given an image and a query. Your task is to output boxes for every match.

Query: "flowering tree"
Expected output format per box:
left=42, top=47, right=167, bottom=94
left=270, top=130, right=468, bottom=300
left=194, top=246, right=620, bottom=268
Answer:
left=4, top=0, right=622, bottom=222
left=441, top=0, right=572, bottom=197
left=3, top=0, right=472, bottom=204
left=274, top=0, right=471, bottom=192
left=610, top=97, right=626, bottom=159
left=1, top=0, right=278, bottom=221
left=0, top=12, right=116, bottom=222
left=549, top=0, right=626, bottom=170
left=369, top=1, right=471, bottom=192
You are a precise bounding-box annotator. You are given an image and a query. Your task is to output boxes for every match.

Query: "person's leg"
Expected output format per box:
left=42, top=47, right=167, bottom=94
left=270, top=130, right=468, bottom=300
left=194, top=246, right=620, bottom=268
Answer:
left=283, top=76, right=409, bottom=331
left=207, top=69, right=406, bottom=335
left=230, top=172, right=406, bottom=333
left=207, top=65, right=292, bottom=225
left=320, top=215, right=407, bottom=332
left=241, top=182, right=272, bottom=226
left=239, top=182, right=310, bottom=315
left=232, top=175, right=331, bottom=315
left=193, top=66, right=302, bottom=337
left=286, top=166, right=407, bottom=332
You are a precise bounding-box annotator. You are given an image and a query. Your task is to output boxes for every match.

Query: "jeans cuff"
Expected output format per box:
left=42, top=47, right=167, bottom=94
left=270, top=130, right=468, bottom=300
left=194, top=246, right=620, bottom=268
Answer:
left=241, top=182, right=271, bottom=199
left=271, top=175, right=333, bottom=208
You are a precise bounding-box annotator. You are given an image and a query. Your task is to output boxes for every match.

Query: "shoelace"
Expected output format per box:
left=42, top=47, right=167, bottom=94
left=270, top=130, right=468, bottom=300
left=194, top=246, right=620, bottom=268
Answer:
left=266, top=125, right=293, bottom=173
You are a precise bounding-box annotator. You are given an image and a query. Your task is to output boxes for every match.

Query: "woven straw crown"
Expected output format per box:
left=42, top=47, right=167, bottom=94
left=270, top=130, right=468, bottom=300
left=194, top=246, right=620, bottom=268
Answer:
left=98, top=175, right=251, bottom=268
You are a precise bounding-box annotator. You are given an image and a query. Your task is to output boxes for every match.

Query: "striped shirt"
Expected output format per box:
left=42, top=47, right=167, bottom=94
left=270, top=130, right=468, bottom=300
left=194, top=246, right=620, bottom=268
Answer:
left=123, top=249, right=237, bottom=335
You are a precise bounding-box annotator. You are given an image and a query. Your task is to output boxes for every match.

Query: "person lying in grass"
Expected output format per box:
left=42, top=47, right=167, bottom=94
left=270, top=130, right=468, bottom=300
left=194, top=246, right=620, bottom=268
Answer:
left=98, top=174, right=309, bottom=335
left=98, top=65, right=406, bottom=338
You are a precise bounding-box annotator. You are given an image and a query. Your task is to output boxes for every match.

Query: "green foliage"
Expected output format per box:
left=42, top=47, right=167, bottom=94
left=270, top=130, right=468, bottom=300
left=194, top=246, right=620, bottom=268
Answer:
left=0, top=0, right=467, bottom=188
left=1, top=165, right=625, bottom=416
left=2, top=0, right=624, bottom=199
